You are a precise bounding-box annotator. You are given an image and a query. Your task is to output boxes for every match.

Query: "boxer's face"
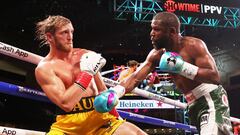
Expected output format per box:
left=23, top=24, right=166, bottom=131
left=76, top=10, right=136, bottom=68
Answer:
left=150, top=19, right=170, bottom=49
left=53, top=23, right=74, bottom=52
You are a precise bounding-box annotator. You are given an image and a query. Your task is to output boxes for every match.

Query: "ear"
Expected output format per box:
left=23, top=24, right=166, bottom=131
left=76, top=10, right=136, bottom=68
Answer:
left=46, top=32, right=53, bottom=42
left=169, top=27, right=177, bottom=35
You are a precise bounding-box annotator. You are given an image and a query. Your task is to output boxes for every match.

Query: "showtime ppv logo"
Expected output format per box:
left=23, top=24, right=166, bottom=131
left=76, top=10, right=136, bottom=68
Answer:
left=164, top=0, right=222, bottom=14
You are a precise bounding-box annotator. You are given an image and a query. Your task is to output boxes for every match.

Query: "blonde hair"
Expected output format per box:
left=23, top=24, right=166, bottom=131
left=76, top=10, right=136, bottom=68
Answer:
left=35, top=15, right=71, bottom=46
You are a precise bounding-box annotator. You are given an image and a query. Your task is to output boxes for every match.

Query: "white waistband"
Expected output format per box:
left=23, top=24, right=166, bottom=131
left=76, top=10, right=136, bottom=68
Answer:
left=185, top=83, right=219, bottom=104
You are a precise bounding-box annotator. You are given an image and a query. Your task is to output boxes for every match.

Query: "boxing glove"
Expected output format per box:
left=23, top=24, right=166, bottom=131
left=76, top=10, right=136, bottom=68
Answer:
left=94, top=85, right=125, bottom=113
left=159, top=52, right=198, bottom=80
left=80, top=52, right=106, bottom=75
left=75, top=52, right=106, bottom=90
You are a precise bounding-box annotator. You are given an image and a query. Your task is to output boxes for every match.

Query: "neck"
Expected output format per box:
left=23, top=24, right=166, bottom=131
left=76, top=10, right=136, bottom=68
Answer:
left=48, top=46, right=73, bottom=61
left=168, top=34, right=182, bottom=52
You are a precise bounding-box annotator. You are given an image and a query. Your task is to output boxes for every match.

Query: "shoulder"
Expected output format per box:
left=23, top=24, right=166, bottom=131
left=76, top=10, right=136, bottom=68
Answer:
left=148, top=48, right=165, bottom=60
left=72, top=48, right=89, bottom=54
left=182, top=36, right=207, bottom=51
left=148, top=48, right=165, bottom=57
left=182, top=36, right=209, bottom=58
left=35, top=62, right=53, bottom=84
left=183, top=36, right=206, bottom=47
left=72, top=48, right=97, bottom=59
left=72, top=48, right=99, bottom=56
left=146, top=48, right=165, bottom=66
left=35, top=60, right=52, bottom=74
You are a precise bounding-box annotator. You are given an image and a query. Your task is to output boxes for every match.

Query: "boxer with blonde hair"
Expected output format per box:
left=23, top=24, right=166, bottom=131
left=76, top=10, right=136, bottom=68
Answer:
left=35, top=15, right=147, bottom=135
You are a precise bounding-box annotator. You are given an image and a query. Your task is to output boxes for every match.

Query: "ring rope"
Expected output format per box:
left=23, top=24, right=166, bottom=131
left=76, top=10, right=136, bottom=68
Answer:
left=0, top=81, right=50, bottom=103
left=0, top=80, right=197, bottom=132
left=101, top=67, right=126, bottom=76
left=117, top=110, right=198, bottom=133
left=0, top=126, right=46, bottom=135
left=0, top=41, right=240, bottom=124
left=0, top=42, right=42, bottom=64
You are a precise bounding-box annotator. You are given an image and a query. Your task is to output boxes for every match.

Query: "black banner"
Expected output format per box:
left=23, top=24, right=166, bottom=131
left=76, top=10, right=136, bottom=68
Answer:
left=160, top=0, right=240, bottom=19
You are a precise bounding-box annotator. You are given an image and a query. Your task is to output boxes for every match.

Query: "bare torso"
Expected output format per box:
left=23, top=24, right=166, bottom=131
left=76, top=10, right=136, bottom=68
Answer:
left=170, top=36, right=215, bottom=94
left=171, top=51, right=201, bottom=94
left=144, top=36, right=218, bottom=94
left=42, top=48, right=98, bottom=97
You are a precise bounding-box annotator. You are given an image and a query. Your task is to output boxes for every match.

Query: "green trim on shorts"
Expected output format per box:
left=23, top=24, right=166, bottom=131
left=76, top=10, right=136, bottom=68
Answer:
left=210, top=86, right=231, bottom=125
left=188, top=93, right=209, bottom=130
left=188, top=85, right=232, bottom=134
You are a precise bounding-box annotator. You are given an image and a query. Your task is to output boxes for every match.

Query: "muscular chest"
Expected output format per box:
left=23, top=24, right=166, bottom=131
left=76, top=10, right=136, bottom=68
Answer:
left=54, top=56, right=81, bottom=88
left=179, top=51, right=193, bottom=63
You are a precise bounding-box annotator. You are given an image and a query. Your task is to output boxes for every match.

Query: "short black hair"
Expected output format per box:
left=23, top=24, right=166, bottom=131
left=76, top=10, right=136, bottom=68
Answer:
left=153, top=12, right=180, bottom=33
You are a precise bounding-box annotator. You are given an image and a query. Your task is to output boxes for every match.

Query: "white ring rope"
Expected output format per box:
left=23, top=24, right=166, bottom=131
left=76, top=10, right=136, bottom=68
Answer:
left=0, top=41, right=240, bottom=124
left=0, top=126, right=46, bottom=135
left=0, top=42, right=42, bottom=65
left=101, top=67, right=127, bottom=76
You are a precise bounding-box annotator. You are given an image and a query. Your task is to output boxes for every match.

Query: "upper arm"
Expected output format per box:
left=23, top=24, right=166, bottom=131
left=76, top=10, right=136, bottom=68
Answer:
left=189, top=39, right=220, bottom=83
left=132, top=59, right=155, bottom=82
left=35, top=64, right=65, bottom=105
left=192, top=40, right=217, bottom=71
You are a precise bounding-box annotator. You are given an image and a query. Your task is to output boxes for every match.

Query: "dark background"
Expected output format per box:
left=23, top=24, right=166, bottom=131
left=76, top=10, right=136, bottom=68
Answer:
left=0, top=0, right=240, bottom=134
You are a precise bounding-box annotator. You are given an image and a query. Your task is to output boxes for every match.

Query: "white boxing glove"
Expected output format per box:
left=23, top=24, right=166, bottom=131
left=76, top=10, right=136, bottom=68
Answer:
left=80, top=52, right=106, bottom=75
left=75, top=51, right=106, bottom=90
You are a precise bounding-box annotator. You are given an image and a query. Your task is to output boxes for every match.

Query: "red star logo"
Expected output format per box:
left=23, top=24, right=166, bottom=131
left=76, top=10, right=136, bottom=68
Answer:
left=157, top=101, right=163, bottom=107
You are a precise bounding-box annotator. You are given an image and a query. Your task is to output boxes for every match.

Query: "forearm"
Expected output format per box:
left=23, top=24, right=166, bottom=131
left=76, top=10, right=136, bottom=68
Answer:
left=120, top=75, right=142, bottom=93
left=94, top=67, right=153, bottom=113
left=59, top=83, right=86, bottom=112
left=194, top=68, right=220, bottom=84
left=94, top=72, right=107, bottom=92
left=121, top=69, right=154, bottom=94
left=59, top=75, right=105, bottom=112
left=60, top=71, right=94, bottom=107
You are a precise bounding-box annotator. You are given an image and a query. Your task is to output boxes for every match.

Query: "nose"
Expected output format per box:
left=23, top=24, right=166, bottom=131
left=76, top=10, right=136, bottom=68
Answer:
left=150, top=30, right=154, bottom=37
left=68, top=33, right=73, bottom=40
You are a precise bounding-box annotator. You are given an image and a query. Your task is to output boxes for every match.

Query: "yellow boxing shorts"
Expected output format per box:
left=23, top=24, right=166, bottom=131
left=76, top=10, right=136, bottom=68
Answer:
left=47, top=96, right=124, bottom=135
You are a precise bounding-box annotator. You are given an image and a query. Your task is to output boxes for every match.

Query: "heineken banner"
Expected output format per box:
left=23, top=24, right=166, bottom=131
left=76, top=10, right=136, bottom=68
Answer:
left=116, top=99, right=180, bottom=109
